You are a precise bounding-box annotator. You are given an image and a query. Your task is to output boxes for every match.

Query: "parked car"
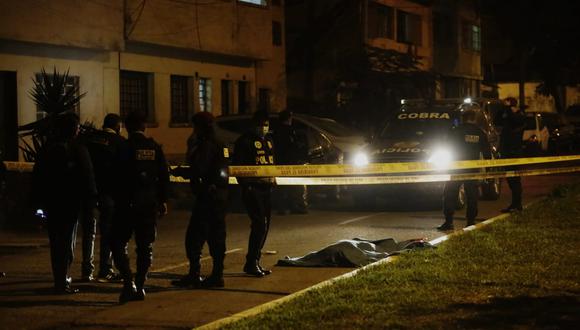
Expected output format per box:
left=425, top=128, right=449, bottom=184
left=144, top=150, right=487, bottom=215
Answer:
left=540, top=113, right=576, bottom=154
left=522, top=113, right=550, bottom=155
left=215, top=113, right=366, bottom=200
left=350, top=98, right=502, bottom=209
left=565, top=104, right=580, bottom=144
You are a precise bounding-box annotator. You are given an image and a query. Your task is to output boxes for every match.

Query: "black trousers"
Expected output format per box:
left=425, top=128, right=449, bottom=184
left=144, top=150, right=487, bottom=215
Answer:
left=97, top=194, right=116, bottom=275
left=506, top=176, right=523, bottom=208
left=185, top=190, right=227, bottom=275
left=111, top=202, right=157, bottom=286
left=241, top=185, right=271, bottom=264
left=79, top=202, right=96, bottom=277
left=275, top=185, right=308, bottom=212
left=46, top=207, right=79, bottom=289
left=443, top=180, right=479, bottom=223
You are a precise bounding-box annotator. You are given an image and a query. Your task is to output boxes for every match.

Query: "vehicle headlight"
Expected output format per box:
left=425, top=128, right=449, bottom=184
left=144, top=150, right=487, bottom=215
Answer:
left=428, top=148, right=453, bottom=169
left=353, top=152, right=370, bottom=167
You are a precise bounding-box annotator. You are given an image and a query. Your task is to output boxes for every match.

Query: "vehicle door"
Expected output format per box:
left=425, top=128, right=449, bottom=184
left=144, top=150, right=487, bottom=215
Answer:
left=294, top=120, right=332, bottom=164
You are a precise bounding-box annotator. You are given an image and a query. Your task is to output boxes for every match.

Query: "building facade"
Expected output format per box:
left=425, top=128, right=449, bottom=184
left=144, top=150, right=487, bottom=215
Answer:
left=0, top=0, right=286, bottom=160
left=285, top=0, right=482, bottom=129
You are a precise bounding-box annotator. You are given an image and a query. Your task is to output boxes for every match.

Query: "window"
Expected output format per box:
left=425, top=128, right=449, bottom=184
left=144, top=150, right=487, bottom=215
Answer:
left=34, top=73, right=80, bottom=120
left=397, top=10, right=422, bottom=45
left=199, top=77, right=212, bottom=112
left=368, top=2, right=394, bottom=39
left=221, top=80, right=232, bottom=115
left=238, top=0, right=267, bottom=6
left=258, top=88, right=270, bottom=112
left=272, top=21, right=282, bottom=46
left=238, top=81, right=250, bottom=114
left=462, top=22, right=481, bottom=51
left=170, top=75, right=194, bottom=125
left=120, top=70, right=154, bottom=122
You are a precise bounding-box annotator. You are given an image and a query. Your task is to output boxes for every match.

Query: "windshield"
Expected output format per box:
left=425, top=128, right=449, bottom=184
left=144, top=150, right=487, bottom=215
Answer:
left=379, top=112, right=454, bottom=139
left=302, top=116, right=360, bottom=137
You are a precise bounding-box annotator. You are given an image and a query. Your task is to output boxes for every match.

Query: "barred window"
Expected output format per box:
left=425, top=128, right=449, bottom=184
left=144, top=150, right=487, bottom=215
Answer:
left=171, top=75, right=194, bottom=125
left=120, top=70, right=154, bottom=122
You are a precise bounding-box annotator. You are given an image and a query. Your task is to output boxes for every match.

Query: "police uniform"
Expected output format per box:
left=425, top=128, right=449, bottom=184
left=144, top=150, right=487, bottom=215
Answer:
left=233, top=130, right=275, bottom=276
left=182, top=133, right=229, bottom=285
left=499, top=106, right=525, bottom=211
left=33, top=139, right=97, bottom=293
left=272, top=123, right=308, bottom=214
left=441, top=122, right=491, bottom=229
left=82, top=128, right=126, bottom=280
left=111, top=131, right=169, bottom=301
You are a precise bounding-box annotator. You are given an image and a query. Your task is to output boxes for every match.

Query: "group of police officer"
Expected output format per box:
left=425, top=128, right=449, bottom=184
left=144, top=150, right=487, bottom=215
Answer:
left=32, top=109, right=281, bottom=302
left=438, top=97, right=525, bottom=230
left=33, top=111, right=169, bottom=303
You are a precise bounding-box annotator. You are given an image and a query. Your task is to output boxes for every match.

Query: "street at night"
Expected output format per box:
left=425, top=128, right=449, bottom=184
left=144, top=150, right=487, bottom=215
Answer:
left=1, top=174, right=578, bottom=329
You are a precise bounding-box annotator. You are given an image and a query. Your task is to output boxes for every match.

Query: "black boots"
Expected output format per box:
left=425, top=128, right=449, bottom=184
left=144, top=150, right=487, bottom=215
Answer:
left=243, top=261, right=271, bottom=277
left=437, top=222, right=454, bottom=231
left=171, top=273, right=204, bottom=288
left=501, top=205, right=523, bottom=213
left=119, top=281, right=137, bottom=304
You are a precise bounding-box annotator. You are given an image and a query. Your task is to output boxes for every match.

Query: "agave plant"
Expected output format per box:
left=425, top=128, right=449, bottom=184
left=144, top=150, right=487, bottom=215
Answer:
left=18, top=67, right=86, bottom=161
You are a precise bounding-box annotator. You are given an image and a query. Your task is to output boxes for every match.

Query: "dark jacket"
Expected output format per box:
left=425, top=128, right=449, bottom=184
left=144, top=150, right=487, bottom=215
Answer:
left=186, top=133, right=229, bottom=195
left=232, top=130, right=275, bottom=186
left=272, top=124, right=307, bottom=165
left=83, top=128, right=126, bottom=195
left=117, top=132, right=169, bottom=206
left=32, top=140, right=97, bottom=214
left=448, top=123, right=491, bottom=161
left=499, top=107, right=525, bottom=157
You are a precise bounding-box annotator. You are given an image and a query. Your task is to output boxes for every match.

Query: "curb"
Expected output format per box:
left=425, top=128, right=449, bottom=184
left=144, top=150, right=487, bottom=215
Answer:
left=196, top=202, right=537, bottom=330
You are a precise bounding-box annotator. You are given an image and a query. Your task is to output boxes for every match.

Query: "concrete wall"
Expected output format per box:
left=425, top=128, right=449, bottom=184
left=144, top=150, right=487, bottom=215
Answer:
left=0, top=0, right=124, bottom=50
left=0, top=0, right=286, bottom=161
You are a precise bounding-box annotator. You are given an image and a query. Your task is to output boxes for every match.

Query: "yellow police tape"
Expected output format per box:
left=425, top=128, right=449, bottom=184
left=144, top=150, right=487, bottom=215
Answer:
left=5, top=155, right=580, bottom=186
left=227, top=154, right=580, bottom=177
left=168, top=166, right=580, bottom=185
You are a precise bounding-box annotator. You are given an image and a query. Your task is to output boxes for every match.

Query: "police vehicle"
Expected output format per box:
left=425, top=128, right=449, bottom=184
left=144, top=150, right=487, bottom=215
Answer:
left=350, top=98, right=502, bottom=208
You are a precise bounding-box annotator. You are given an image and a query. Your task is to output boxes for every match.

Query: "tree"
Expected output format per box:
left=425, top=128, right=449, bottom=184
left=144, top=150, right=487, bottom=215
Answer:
left=18, top=67, right=86, bottom=161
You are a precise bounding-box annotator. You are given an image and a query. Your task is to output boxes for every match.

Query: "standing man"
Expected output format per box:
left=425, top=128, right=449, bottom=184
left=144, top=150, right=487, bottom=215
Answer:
left=499, top=97, right=525, bottom=212
left=233, top=111, right=275, bottom=277
left=272, top=110, right=308, bottom=214
left=82, top=114, right=125, bottom=282
left=32, top=112, right=97, bottom=294
left=172, top=112, right=229, bottom=288
left=438, top=110, right=491, bottom=230
left=111, top=112, right=169, bottom=303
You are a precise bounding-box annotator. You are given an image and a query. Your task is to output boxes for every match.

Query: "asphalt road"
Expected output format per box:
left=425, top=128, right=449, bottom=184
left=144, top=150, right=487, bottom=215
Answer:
left=1, top=174, right=579, bottom=329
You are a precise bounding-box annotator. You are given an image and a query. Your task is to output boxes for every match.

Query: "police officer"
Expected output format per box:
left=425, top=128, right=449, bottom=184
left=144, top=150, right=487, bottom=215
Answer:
left=438, top=110, right=491, bottom=230
left=172, top=112, right=229, bottom=288
left=272, top=110, right=308, bottom=214
left=233, top=111, right=275, bottom=277
left=499, top=97, right=525, bottom=212
left=111, top=112, right=169, bottom=303
left=32, top=112, right=97, bottom=294
left=82, top=114, right=125, bottom=282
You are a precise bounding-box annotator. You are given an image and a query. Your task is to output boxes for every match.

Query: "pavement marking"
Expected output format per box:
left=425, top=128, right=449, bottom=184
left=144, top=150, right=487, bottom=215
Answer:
left=338, top=213, right=386, bottom=225
left=195, top=202, right=540, bottom=330
left=152, top=248, right=242, bottom=273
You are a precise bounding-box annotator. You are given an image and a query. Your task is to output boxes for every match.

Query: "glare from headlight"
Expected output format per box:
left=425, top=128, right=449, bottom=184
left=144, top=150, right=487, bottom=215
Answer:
left=428, top=148, right=453, bottom=169
left=353, top=152, right=369, bottom=167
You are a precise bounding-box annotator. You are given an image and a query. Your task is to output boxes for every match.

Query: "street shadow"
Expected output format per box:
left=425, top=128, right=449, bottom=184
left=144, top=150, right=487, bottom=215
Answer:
left=0, top=299, right=116, bottom=308
left=453, top=295, right=580, bottom=328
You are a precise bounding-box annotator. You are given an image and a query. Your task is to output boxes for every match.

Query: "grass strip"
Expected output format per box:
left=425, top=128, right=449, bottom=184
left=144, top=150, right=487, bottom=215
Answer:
left=223, top=184, right=580, bottom=329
